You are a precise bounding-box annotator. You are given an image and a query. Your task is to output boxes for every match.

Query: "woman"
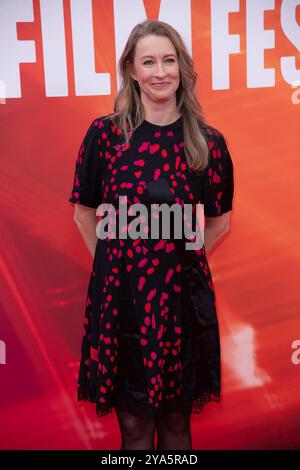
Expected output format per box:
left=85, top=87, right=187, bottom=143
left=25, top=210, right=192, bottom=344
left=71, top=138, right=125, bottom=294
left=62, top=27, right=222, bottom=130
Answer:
left=69, top=19, right=234, bottom=450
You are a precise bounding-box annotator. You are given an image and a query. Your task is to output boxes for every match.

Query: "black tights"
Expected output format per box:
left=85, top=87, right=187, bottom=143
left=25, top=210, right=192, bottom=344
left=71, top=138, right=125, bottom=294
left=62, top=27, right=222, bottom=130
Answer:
left=156, top=408, right=193, bottom=450
left=115, top=406, right=193, bottom=450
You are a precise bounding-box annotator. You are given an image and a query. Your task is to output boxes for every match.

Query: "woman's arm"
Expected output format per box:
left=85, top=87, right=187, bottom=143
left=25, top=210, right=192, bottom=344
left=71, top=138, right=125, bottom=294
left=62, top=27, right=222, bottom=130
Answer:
left=204, top=211, right=232, bottom=255
left=73, top=204, right=98, bottom=259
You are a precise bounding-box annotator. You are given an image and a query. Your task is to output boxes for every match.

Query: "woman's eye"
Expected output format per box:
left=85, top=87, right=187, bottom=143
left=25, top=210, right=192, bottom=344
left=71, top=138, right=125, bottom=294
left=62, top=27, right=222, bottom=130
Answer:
left=143, top=58, right=175, bottom=65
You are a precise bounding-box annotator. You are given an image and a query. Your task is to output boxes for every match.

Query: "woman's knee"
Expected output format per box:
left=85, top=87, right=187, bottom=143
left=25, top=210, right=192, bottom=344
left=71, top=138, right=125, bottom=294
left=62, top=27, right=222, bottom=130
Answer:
left=116, top=407, right=155, bottom=443
left=157, top=410, right=191, bottom=434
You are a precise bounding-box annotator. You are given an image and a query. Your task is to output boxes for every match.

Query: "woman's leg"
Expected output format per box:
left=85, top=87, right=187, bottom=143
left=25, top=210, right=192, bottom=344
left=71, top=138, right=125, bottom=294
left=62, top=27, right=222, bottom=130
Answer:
left=115, top=406, right=156, bottom=450
left=156, top=408, right=193, bottom=450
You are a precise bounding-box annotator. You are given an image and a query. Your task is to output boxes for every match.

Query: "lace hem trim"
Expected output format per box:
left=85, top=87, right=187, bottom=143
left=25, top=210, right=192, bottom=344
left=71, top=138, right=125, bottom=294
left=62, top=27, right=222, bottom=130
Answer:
left=77, top=386, right=221, bottom=419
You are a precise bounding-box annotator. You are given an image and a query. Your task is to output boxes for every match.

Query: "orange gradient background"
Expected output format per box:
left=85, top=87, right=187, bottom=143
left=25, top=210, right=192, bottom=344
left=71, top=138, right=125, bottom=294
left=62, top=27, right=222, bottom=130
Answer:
left=0, top=0, right=300, bottom=450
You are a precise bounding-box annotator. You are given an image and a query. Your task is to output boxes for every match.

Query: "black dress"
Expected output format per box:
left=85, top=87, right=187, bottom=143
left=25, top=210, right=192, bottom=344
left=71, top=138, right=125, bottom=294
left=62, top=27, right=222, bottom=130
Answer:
left=69, top=114, right=234, bottom=422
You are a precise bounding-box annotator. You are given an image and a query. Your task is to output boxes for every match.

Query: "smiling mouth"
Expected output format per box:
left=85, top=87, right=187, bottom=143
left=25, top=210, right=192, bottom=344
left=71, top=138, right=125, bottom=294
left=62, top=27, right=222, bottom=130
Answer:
left=152, top=83, right=170, bottom=87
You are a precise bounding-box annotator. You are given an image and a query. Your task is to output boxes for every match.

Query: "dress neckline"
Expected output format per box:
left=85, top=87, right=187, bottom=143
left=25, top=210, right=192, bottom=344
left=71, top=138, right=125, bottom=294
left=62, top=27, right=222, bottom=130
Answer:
left=143, top=115, right=182, bottom=130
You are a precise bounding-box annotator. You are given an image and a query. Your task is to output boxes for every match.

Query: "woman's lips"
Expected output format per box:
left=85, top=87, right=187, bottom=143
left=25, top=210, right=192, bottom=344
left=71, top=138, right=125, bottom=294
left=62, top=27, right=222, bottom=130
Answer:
left=152, top=82, right=170, bottom=88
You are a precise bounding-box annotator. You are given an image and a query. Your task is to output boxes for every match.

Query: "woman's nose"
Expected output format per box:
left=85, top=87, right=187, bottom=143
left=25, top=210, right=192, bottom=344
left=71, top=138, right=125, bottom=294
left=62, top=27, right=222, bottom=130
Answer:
left=154, top=61, right=167, bottom=77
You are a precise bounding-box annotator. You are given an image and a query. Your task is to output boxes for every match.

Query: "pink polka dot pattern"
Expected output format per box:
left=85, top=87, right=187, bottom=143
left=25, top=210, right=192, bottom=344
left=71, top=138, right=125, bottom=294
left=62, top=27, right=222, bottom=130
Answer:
left=69, top=114, right=234, bottom=420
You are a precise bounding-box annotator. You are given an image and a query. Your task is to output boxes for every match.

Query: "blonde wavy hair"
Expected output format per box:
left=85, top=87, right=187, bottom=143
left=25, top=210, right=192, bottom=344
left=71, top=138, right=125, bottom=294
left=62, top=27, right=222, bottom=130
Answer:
left=107, top=19, right=210, bottom=174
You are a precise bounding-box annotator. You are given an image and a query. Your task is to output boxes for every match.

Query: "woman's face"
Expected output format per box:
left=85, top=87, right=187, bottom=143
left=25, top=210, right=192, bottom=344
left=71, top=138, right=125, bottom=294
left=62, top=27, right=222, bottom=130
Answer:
left=129, top=35, right=180, bottom=105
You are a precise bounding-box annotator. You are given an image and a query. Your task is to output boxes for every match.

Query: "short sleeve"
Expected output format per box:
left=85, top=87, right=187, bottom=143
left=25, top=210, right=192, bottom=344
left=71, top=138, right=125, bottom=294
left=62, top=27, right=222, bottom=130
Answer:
left=69, top=118, right=105, bottom=209
left=200, top=131, right=234, bottom=217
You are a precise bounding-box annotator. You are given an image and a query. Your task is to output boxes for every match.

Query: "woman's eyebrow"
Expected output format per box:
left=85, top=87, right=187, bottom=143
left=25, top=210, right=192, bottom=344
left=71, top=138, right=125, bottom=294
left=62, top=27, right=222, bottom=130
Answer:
left=140, top=54, right=176, bottom=59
